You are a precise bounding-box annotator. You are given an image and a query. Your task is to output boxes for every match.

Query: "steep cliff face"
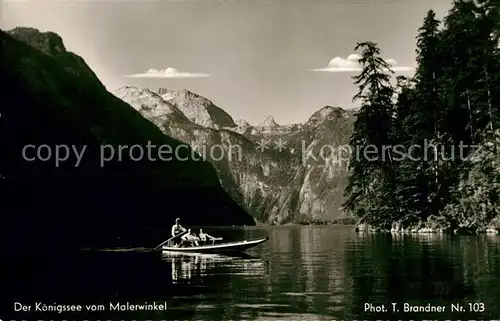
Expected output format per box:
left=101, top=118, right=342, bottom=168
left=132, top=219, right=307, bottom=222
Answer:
left=243, top=106, right=355, bottom=223
left=115, top=87, right=294, bottom=222
left=290, top=107, right=356, bottom=221
left=0, top=28, right=254, bottom=254
left=116, top=86, right=355, bottom=223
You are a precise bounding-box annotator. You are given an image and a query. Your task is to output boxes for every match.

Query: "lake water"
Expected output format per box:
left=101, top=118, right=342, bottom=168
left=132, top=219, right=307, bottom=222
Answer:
left=5, top=225, right=500, bottom=320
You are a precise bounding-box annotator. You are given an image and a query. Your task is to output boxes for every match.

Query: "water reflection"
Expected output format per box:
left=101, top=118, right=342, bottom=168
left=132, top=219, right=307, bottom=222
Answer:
left=4, top=227, right=500, bottom=321
left=163, top=229, right=500, bottom=320
left=346, top=231, right=500, bottom=320
left=216, top=226, right=352, bottom=319
left=163, top=252, right=267, bottom=283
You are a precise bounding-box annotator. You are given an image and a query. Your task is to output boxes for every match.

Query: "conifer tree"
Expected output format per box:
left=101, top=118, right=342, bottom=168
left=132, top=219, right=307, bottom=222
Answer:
left=392, top=76, right=423, bottom=224
left=440, top=0, right=500, bottom=144
left=413, top=10, right=446, bottom=219
left=343, top=42, right=396, bottom=226
left=475, top=0, right=500, bottom=131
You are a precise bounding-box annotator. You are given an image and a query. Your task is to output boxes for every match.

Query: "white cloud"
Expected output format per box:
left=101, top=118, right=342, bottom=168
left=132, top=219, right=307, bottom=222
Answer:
left=310, top=55, right=414, bottom=73
left=125, top=67, right=211, bottom=78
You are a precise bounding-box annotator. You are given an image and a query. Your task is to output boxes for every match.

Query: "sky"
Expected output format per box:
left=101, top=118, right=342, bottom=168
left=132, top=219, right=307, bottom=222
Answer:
left=2, top=0, right=451, bottom=125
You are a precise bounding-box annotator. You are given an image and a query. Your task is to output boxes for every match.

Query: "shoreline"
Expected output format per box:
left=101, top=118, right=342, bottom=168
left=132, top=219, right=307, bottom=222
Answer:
left=354, top=217, right=500, bottom=236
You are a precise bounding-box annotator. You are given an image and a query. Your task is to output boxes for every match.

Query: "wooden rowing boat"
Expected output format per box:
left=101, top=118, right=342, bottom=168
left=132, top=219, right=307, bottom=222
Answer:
left=161, top=237, right=268, bottom=253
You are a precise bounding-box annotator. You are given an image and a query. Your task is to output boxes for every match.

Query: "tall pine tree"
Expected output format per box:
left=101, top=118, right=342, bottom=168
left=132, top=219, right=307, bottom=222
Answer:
left=413, top=10, right=446, bottom=220
left=343, top=42, right=397, bottom=228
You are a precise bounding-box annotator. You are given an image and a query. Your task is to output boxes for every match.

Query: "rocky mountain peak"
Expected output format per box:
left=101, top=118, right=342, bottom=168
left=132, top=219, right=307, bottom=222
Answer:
left=6, top=27, right=104, bottom=84
left=115, top=86, right=236, bottom=129
left=114, top=85, right=145, bottom=95
left=177, top=88, right=199, bottom=99
left=235, top=119, right=250, bottom=127
left=314, top=105, right=345, bottom=117
left=164, top=89, right=236, bottom=129
left=306, top=106, right=348, bottom=127
left=7, top=27, right=67, bottom=56
left=229, top=119, right=253, bottom=134
left=115, top=86, right=171, bottom=102
left=176, top=89, right=222, bottom=109
left=152, top=88, right=176, bottom=101
left=113, top=86, right=187, bottom=121
left=258, top=115, right=280, bottom=128
left=154, top=88, right=171, bottom=95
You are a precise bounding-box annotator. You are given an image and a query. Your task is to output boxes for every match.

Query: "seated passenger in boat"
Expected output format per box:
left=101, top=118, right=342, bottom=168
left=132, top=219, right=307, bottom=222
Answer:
left=181, top=229, right=200, bottom=246
left=199, top=229, right=220, bottom=244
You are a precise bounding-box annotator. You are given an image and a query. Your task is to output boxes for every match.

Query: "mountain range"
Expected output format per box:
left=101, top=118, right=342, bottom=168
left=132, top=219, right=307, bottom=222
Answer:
left=0, top=27, right=254, bottom=253
left=114, top=86, right=356, bottom=223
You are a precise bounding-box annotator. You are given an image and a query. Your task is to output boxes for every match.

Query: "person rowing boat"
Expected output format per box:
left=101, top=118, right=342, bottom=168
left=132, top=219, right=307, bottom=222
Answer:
left=171, top=218, right=186, bottom=238
left=155, top=219, right=228, bottom=250
left=166, top=218, right=187, bottom=247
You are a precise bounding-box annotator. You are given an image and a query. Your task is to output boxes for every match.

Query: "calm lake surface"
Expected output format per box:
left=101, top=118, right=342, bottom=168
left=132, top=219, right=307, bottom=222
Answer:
left=6, top=226, right=500, bottom=320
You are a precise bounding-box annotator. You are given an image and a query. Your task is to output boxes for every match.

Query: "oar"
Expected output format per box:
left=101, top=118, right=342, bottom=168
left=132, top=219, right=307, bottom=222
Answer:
left=154, top=230, right=187, bottom=251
